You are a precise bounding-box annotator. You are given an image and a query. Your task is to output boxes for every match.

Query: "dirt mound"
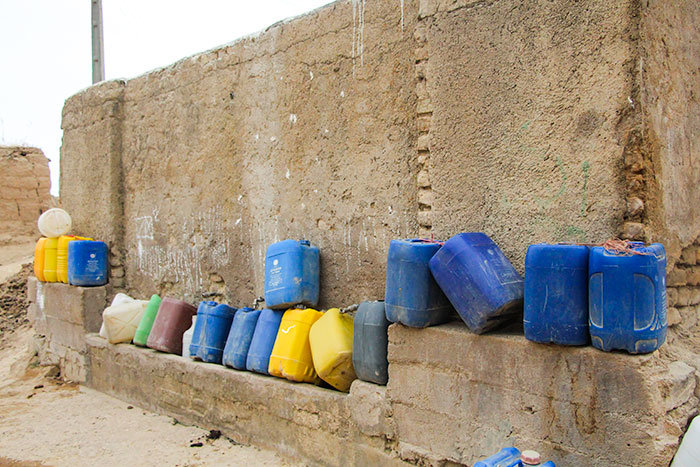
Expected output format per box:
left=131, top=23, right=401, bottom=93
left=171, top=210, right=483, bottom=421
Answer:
left=0, top=263, right=32, bottom=339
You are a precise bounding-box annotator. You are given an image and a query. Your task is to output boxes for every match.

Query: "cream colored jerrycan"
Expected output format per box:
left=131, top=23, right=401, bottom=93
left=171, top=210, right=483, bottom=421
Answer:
left=99, top=293, right=136, bottom=339
left=673, top=415, right=700, bottom=466
left=102, top=299, right=149, bottom=344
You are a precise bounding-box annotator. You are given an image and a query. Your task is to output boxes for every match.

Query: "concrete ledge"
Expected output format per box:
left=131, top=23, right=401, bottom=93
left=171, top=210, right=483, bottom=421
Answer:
left=85, top=335, right=403, bottom=466
left=387, top=322, right=693, bottom=466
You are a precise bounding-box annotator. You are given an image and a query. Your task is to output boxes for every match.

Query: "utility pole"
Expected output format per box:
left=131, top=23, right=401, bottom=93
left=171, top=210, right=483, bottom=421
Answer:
left=91, top=0, right=104, bottom=84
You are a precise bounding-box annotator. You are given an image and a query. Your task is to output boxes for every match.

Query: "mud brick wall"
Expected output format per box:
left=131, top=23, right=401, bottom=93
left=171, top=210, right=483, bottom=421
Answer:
left=0, top=146, right=52, bottom=241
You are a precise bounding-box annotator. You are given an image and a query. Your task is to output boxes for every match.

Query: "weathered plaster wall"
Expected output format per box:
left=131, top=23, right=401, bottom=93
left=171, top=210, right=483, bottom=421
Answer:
left=418, top=0, right=634, bottom=267
left=0, top=146, right=52, bottom=241
left=640, top=0, right=700, bottom=261
left=62, top=0, right=418, bottom=305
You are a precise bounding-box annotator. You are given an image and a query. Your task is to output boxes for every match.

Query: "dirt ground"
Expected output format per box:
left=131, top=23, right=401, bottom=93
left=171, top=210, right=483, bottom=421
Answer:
left=0, top=327, right=294, bottom=467
left=0, top=245, right=294, bottom=466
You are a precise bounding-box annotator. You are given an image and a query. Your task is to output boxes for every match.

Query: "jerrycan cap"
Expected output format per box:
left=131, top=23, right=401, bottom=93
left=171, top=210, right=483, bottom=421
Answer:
left=299, top=239, right=310, bottom=246
left=521, top=450, right=541, bottom=465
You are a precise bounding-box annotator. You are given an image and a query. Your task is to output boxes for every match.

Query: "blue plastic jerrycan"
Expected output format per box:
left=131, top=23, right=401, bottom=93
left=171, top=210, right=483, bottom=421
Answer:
left=222, top=307, right=262, bottom=370
left=353, top=300, right=390, bottom=385
left=195, top=303, right=236, bottom=363
left=385, top=239, right=453, bottom=328
left=264, top=239, right=320, bottom=309
left=589, top=242, right=667, bottom=354
left=67, top=240, right=109, bottom=286
left=246, top=308, right=285, bottom=375
left=524, top=244, right=590, bottom=346
left=474, top=447, right=522, bottom=467
left=190, top=301, right=217, bottom=359
left=429, top=233, right=523, bottom=334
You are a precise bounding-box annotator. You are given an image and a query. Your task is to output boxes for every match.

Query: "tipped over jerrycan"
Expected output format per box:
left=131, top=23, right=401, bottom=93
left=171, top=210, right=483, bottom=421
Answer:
left=353, top=300, right=390, bottom=385
left=223, top=306, right=262, bottom=370
left=589, top=242, right=667, bottom=354
left=196, top=303, right=236, bottom=364
left=524, top=244, right=589, bottom=345
left=34, top=238, right=47, bottom=281
left=132, top=294, right=162, bottom=346
left=309, top=307, right=357, bottom=392
left=268, top=307, right=323, bottom=383
left=429, top=233, right=524, bottom=334
left=385, top=239, right=453, bottom=327
left=102, top=299, right=148, bottom=344
left=246, top=308, right=285, bottom=375
left=264, top=240, right=320, bottom=309
left=147, top=298, right=197, bottom=354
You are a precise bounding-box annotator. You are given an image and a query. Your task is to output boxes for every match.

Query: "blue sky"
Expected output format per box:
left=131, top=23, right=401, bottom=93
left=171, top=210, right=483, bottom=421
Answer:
left=0, top=0, right=331, bottom=196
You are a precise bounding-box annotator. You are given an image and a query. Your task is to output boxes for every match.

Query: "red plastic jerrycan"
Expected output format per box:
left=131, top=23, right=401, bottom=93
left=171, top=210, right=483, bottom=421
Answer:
left=147, top=298, right=197, bottom=354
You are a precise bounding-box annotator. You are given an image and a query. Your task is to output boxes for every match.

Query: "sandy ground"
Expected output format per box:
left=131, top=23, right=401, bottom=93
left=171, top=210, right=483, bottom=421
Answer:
left=0, top=241, right=35, bottom=283
left=0, top=328, right=295, bottom=467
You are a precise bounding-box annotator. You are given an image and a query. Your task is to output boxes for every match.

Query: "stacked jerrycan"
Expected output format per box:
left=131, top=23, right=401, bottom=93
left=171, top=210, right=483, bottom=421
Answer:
left=524, top=244, right=590, bottom=345
left=67, top=240, right=109, bottom=286
left=246, top=307, right=285, bottom=375
left=589, top=242, right=667, bottom=354
left=264, top=239, right=320, bottom=309
left=35, top=208, right=72, bottom=283
left=385, top=239, right=453, bottom=327
left=353, top=300, right=390, bottom=385
left=309, top=307, right=357, bottom=392
left=429, top=233, right=524, bottom=333
left=147, top=298, right=197, bottom=354
left=132, top=295, right=163, bottom=346
left=223, top=298, right=263, bottom=370
left=57, top=235, right=93, bottom=283
left=269, top=307, right=323, bottom=383
left=194, top=302, right=236, bottom=363
left=264, top=239, right=322, bottom=383
left=102, top=294, right=149, bottom=344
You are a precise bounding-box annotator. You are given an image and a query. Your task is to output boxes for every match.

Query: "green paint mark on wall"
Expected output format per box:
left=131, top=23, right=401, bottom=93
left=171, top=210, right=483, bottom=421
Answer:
left=580, top=161, right=590, bottom=216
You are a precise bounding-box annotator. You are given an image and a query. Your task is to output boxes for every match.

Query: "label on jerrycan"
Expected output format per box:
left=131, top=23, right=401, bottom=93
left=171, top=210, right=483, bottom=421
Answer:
left=268, top=258, right=283, bottom=288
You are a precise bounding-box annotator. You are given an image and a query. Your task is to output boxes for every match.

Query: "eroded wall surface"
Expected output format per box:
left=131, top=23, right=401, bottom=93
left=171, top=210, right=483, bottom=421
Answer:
left=416, top=0, right=633, bottom=267
left=62, top=1, right=418, bottom=305
left=0, top=146, right=52, bottom=241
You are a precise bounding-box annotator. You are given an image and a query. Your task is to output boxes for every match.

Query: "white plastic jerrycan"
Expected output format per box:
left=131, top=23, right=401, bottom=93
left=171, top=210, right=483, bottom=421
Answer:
left=103, top=299, right=148, bottom=344
left=672, top=415, right=700, bottom=466
left=99, top=293, right=134, bottom=338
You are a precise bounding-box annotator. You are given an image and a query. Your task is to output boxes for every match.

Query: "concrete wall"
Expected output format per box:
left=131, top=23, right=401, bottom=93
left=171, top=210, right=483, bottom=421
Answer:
left=0, top=146, right=52, bottom=241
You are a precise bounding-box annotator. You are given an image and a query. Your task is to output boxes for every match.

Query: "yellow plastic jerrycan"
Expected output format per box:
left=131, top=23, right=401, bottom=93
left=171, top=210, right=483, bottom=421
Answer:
left=42, top=237, right=59, bottom=282
left=57, top=235, right=93, bottom=283
left=268, top=308, right=323, bottom=383
left=309, top=308, right=357, bottom=392
left=34, top=238, right=47, bottom=281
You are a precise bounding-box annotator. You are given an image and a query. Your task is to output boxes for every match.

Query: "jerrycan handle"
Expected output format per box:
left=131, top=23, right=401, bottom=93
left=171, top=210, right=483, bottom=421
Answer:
left=340, top=304, right=359, bottom=314
left=299, top=239, right=310, bottom=246
left=252, top=296, right=264, bottom=310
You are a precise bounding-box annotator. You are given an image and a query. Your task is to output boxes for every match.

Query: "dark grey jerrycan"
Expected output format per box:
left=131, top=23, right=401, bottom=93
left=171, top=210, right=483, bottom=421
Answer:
left=352, top=301, right=390, bottom=385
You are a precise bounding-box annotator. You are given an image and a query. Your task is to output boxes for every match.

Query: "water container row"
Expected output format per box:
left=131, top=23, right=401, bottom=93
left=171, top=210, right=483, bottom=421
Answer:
left=383, top=233, right=667, bottom=354
left=524, top=242, right=667, bottom=354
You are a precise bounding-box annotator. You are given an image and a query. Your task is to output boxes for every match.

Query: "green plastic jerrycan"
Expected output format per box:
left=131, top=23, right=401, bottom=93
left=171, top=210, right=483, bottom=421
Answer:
left=133, top=294, right=162, bottom=346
